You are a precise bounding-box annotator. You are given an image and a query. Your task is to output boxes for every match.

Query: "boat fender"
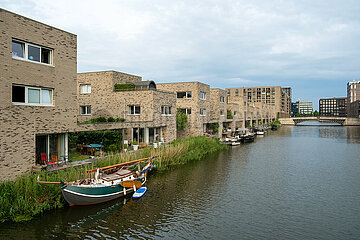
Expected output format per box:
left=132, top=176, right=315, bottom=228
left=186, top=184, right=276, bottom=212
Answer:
left=123, top=187, right=127, bottom=196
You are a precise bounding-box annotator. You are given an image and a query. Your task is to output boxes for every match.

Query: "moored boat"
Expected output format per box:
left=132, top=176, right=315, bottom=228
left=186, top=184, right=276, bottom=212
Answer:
left=39, top=157, right=156, bottom=206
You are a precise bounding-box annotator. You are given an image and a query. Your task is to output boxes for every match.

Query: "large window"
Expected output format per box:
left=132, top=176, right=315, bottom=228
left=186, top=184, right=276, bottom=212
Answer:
left=200, top=92, right=206, bottom=100
left=80, top=84, right=91, bottom=94
left=177, top=91, right=192, bottom=99
left=128, top=105, right=141, bottom=115
left=12, top=84, right=53, bottom=106
left=12, top=39, right=53, bottom=65
left=161, top=106, right=172, bottom=115
left=80, top=106, right=91, bottom=115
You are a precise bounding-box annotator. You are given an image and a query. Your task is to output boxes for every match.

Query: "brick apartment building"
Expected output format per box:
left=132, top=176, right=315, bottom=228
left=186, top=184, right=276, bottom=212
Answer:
left=0, top=9, right=78, bottom=180
left=225, top=86, right=291, bottom=126
left=347, top=80, right=360, bottom=118
left=319, top=97, right=347, bottom=117
left=157, top=82, right=212, bottom=138
left=76, top=71, right=177, bottom=143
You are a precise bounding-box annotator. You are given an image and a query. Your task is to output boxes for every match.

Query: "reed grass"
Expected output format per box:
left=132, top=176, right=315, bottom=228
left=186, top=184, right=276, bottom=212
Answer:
left=0, top=136, right=226, bottom=222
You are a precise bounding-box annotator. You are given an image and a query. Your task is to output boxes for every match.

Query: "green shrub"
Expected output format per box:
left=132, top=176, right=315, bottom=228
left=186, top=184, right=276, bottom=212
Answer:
left=107, top=117, right=115, bottom=122
left=114, top=83, right=135, bottom=91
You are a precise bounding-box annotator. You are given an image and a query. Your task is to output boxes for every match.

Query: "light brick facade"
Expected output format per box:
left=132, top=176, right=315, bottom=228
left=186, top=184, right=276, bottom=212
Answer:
left=0, top=9, right=77, bottom=180
left=157, top=82, right=211, bottom=138
left=226, top=86, right=291, bottom=126
left=77, top=71, right=177, bottom=143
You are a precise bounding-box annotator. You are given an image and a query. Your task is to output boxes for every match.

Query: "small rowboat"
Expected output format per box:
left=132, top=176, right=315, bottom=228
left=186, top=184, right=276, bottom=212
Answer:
left=133, top=187, right=147, bottom=199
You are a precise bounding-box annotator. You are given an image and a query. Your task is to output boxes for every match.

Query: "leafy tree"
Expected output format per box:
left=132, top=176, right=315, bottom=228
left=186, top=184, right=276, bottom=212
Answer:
left=296, top=113, right=301, bottom=117
left=176, top=108, right=188, bottom=130
left=313, top=110, right=319, bottom=116
left=227, top=109, right=233, bottom=119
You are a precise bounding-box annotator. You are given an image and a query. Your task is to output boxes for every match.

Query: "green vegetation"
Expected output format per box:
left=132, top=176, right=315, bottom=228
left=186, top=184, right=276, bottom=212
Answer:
left=313, top=110, right=319, bottom=116
left=270, top=119, right=281, bottom=128
left=79, top=117, right=125, bottom=124
left=208, top=123, right=219, bottom=133
left=0, top=136, right=226, bottom=223
left=227, top=109, right=233, bottom=119
left=69, top=151, right=90, bottom=162
left=176, top=108, right=188, bottom=130
left=114, top=83, right=135, bottom=91
left=69, top=129, right=122, bottom=152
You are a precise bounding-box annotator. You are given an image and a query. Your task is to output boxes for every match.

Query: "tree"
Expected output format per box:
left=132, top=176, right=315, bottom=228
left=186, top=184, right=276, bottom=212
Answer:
left=313, top=110, right=319, bottom=116
left=227, top=109, right=233, bottom=119
left=176, top=108, right=188, bottom=130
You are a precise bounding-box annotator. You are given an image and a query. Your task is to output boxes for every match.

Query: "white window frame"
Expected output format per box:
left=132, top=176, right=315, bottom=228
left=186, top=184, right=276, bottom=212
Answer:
left=220, top=96, right=225, bottom=102
left=200, top=92, right=206, bottom=100
left=161, top=105, right=172, bottom=116
left=12, top=39, right=53, bottom=66
left=180, top=108, right=192, bottom=115
left=12, top=84, right=54, bottom=106
left=128, top=105, right=141, bottom=115
left=80, top=105, right=91, bottom=115
left=200, top=108, right=206, bottom=116
left=80, top=84, right=91, bottom=94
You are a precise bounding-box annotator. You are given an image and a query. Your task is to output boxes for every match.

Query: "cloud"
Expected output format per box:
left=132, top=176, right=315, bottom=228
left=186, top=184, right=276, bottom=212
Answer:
left=1, top=0, right=360, bottom=109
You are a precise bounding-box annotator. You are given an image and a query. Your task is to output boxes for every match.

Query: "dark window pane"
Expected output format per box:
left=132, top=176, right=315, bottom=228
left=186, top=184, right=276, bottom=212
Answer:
left=177, top=92, right=186, bottom=98
left=28, top=45, right=40, bottom=62
left=12, top=41, right=24, bottom=58
left=41, top=48, right=51, bottom=64
left=135, top=106, right=140, bottom=114
left=187, top=92, right=192, bottom=98
left=12, top=85, right=25, bottom=102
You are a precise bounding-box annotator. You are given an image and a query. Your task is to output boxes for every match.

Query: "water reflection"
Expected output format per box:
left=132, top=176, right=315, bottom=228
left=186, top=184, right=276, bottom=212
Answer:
left=1, top=127, right=360, bottom=240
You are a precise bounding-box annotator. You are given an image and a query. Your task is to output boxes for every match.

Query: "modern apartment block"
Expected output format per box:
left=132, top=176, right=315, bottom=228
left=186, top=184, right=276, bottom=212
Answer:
left=226, top=86, right=291, bottom=126
left=208, top=89, right=236, bottom=137
left=347, top=80, right=360, bottom=118
left=291, top=102, right=299, bottom=117
left=319, top=97, right=347, bottom=117
left=77, top=71, right=177, bottom=143
left=157, top=82, right=211, bottom=138
left=297, top=101, right=313, bottom=116
left=0, top=9, right=78, bottom=180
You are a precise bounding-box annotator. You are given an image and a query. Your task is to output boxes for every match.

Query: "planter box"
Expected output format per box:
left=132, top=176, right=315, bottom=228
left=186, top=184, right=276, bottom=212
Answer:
left=133, top=145, right=139, bottom=151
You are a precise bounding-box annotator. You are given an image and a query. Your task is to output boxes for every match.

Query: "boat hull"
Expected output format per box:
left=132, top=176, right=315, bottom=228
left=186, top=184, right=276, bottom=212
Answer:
left=61, top=179, right=144, bottom=206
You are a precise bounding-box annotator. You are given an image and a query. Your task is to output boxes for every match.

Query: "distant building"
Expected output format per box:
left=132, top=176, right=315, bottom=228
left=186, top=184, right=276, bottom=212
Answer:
left=298, top=101, right=313, bottom=116
left=291, top=102, right=299, bottom=117
left=347, top=80, right=360, bottom=118
left=319, top=97, right=347, bottom=117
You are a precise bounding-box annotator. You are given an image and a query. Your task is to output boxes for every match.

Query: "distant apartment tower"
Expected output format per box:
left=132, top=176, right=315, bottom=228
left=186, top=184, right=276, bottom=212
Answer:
left=226, top=86, right=291, bottom=124
left=297, top=101, right=313, bottom=116
left=319, top=97, right=347, bottom=117
left=347, top=80, right=360, bottom=118
left=291, top=102, right=299, bottom=117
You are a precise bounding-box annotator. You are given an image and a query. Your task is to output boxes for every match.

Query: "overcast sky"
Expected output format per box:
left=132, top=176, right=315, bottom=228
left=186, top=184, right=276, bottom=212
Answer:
left=2, top=0, right=360, bottom=109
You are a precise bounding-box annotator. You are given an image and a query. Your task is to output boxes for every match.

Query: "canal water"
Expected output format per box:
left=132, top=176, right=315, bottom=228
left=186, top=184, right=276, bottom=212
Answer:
left=1, top=126, right=360, bottom=240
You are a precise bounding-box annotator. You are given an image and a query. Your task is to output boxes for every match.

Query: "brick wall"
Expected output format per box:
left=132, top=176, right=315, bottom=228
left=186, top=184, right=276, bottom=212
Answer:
left=0, top=9, right=77, bottom=180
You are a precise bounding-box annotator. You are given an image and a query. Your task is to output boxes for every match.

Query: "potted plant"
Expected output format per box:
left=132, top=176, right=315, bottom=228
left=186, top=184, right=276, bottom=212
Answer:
left=153, top=142, right=158, bottom=148
left=132, top=141, right=139, bottom=151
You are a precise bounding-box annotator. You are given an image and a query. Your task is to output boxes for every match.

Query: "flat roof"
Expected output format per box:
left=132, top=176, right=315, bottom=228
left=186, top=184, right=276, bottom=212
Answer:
left=1, top=8, right=76, bottom=36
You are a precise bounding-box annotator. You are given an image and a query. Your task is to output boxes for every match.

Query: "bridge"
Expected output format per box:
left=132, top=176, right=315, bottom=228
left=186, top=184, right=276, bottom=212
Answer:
left=279, top=117, right=360, bottom=126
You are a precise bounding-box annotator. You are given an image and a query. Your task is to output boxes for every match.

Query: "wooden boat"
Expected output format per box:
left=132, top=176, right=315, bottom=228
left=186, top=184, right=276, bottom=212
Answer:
left=38, top=157, right=156, bottom=206
left=133, top=187, right=147, bottom=199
